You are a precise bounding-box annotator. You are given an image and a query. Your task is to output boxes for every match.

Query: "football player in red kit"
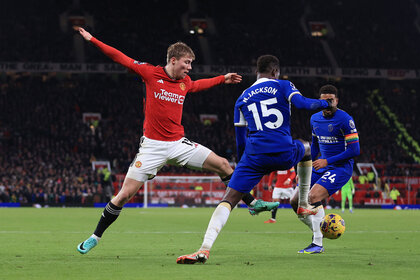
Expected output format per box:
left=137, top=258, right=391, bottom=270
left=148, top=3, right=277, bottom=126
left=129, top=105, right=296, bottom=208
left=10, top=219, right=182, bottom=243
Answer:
left=75, top=27, right=279, bottom=254
left=264, top=167, right=296, bottom=223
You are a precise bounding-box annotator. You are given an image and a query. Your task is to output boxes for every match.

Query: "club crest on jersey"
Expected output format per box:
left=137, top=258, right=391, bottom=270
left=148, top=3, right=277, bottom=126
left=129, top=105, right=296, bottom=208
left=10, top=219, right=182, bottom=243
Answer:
left=349, top=119, right=355, bottom=129
left=179, top=82, right=186, bottom=91
left=135, top=161, right=142, bottom=168
left=328, top=124, right=334, bottom=132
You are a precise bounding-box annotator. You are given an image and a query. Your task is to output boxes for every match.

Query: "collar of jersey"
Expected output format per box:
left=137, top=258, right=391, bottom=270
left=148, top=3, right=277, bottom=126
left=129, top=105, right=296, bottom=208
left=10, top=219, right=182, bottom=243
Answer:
left=251, top=77, right=277, bottom=87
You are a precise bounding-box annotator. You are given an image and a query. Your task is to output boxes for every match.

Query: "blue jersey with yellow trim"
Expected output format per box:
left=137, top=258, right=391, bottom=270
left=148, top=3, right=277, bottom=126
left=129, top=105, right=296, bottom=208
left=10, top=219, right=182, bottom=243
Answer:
left=310, top=109, right=358, bottom=167
left=234, top=78, right=301, bottom=154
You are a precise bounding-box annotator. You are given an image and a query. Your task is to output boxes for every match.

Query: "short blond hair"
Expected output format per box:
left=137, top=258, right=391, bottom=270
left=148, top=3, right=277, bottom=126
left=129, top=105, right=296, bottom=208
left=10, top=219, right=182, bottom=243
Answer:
left=166, top=42, right=195, bottom=63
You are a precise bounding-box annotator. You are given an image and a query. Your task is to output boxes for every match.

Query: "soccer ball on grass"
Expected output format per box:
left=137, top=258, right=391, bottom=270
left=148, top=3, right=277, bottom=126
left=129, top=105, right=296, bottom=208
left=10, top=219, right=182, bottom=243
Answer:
left=320, top=213, right=345, bottom=239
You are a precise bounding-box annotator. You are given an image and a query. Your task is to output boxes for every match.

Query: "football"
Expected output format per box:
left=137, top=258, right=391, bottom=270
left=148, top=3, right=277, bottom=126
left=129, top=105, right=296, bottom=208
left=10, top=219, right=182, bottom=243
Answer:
left=320, top=213, right=346, bottom=239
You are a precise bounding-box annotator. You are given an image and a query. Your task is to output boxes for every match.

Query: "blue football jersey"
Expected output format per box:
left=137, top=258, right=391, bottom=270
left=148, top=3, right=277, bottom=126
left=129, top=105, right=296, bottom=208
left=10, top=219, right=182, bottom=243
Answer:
left=234, top=78, right=301, bottom=154
left=310, top=109, right=359, bottom=167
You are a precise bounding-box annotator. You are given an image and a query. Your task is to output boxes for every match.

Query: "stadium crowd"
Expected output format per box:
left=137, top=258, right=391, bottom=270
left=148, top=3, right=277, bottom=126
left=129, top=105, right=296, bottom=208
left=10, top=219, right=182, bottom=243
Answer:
left=1, top=74, right=419, bottom=205
left=1, top=0, right=419, bottom=205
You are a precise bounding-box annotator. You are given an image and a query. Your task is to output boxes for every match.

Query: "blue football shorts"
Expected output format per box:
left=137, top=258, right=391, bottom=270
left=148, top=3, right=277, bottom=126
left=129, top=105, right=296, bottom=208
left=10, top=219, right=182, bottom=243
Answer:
left=311, top=165, right=352, bottom=195
left=229, top=140, right=305, bottom=193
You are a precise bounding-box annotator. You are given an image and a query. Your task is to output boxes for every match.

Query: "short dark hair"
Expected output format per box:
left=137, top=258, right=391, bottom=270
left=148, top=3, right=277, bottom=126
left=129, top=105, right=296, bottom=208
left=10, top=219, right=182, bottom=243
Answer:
left=257, top=55, right=279, bottom=74
left=319, top=84, right=338, bottom=97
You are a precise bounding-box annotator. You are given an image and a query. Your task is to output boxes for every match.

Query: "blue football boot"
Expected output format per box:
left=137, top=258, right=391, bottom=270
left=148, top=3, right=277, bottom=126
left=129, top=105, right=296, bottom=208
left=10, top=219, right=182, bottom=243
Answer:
left=77, top=237, right=98, bottom=254
left=298, top=243, right=324, bottom=254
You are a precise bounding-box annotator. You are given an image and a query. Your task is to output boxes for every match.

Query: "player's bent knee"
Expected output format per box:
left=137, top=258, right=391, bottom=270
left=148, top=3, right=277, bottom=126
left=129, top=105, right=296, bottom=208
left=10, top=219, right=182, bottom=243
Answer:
left=203, top=153, right=232, bottom=175
left=297, top=139, right=311, bottom=161
left=219, top=157, right=232, bottom=173
left=114, top=178, right=144, bottom=206
left=308, top=193, right=322, bottom=206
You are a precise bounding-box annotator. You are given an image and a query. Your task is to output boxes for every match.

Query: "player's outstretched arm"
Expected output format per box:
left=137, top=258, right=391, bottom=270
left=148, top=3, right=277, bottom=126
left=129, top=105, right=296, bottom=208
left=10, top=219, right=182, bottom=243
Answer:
left=224, top=73, right=242, bottom=84
left=75, top=26, right=92, bottom=41
left=74, top=26, right=135, bottom=70
left=291, top=94, right=329, bottom=111
left=189, top=73, right=241, bottom=93
left=313, top=141, right=360, bottom=170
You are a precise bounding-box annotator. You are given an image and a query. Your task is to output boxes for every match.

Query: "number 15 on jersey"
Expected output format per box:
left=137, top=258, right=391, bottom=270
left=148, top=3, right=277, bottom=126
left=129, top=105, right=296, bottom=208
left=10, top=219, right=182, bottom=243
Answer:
left=247, top=97, right=284, bottom=130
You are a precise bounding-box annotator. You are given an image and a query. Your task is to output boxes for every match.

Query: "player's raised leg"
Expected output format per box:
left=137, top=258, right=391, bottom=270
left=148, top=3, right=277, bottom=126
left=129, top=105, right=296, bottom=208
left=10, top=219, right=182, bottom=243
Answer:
left=77, top=177, right=144, bottom=254
left=176, top=187, right=243, bottom=264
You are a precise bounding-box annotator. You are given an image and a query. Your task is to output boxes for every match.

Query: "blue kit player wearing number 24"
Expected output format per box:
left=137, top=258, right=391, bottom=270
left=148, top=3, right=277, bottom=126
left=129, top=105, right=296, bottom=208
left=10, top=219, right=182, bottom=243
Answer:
left=290, top=84, right=360, bottom=254
left=176, top=55, right=331, bottom=264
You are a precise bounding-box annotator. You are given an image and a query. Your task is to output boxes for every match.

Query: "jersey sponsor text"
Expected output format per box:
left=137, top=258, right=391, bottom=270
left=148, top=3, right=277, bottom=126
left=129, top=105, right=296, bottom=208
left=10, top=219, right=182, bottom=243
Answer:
left=154, top=89, right=185, bottom=104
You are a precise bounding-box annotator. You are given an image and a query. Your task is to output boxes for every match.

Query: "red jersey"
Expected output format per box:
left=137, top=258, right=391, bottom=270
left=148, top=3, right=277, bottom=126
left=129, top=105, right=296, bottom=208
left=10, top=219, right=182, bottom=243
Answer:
left=91, top=37, right=225, bottom=141
left=268, top=168, right=296, bottom=188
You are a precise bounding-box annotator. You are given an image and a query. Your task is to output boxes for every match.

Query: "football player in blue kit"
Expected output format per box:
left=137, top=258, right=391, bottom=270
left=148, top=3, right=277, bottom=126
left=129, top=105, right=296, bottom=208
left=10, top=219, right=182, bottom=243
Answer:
left=290, top=84, right=360, bottom=254
left=177, top=55, right=331, bottom=264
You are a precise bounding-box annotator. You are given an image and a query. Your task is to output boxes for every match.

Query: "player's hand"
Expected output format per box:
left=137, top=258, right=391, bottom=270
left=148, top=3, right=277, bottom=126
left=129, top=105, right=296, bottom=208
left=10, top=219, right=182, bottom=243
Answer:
left=268, top=185, right=273, bottom=192
left=325, top=99, right=333, bottom=109
left=313, top=159, right=328, bottom=170
left=224, top=73, right=242, bottom=84
left=74, top=26, right=92, bottom=41
left=283, top=178, right=291, bottom=185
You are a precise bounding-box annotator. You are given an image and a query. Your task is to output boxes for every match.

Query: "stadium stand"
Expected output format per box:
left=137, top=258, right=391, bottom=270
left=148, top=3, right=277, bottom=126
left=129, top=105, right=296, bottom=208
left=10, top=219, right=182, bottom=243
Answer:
left=1, top=0, right=419, bottom=206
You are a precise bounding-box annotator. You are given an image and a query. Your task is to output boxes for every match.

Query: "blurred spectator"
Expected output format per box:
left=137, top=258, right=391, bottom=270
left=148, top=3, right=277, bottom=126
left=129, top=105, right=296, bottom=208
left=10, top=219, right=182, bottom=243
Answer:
left=389, top=187, right=401, bottom=204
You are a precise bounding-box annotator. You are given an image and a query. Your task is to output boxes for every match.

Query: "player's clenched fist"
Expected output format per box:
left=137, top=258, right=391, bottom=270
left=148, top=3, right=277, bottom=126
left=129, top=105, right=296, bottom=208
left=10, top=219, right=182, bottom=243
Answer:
left=73, top=26, right=92, bottom=41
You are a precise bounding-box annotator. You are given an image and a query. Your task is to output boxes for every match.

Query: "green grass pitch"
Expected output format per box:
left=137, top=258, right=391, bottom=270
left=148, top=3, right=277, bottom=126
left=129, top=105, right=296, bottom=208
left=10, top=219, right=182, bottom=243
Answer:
left=1, top=207, right=419, bottom=280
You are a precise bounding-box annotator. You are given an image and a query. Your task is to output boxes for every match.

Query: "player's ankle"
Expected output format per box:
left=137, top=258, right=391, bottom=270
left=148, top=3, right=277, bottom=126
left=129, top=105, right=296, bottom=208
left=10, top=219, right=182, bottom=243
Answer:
left=310, top=201, right=322, bottom=207
left=298, top=202, right=309, bottom=208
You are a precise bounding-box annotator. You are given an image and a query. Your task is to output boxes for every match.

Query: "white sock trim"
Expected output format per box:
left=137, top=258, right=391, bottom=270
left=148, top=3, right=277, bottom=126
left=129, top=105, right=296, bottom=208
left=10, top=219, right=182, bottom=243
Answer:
left=250, top=199, right=257, bottom=206
left=91, top=234, right=101, bottom=242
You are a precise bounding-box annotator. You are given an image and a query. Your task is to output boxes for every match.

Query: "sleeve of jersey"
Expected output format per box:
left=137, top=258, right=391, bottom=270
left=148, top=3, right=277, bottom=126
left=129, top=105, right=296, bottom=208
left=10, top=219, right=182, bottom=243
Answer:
left=289, top=168, right=296, bottom=181
left=234, top=103, right=247, bottom=127
left=290, top=94, right=329, bottom=110
left=234, top=102, right=247, bottom=160
left=235, top=126, right=246, bottom=161
left=189, top=75, right=225, bottom=93
left=327, top=117, right=360, bottom=164
left=90, top=37, right=151, bottom=77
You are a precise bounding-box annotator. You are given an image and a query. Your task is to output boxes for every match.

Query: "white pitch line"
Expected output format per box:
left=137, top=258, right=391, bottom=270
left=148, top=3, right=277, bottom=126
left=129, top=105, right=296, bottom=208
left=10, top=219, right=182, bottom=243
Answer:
left=0, top=230, right=419, bottom=234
